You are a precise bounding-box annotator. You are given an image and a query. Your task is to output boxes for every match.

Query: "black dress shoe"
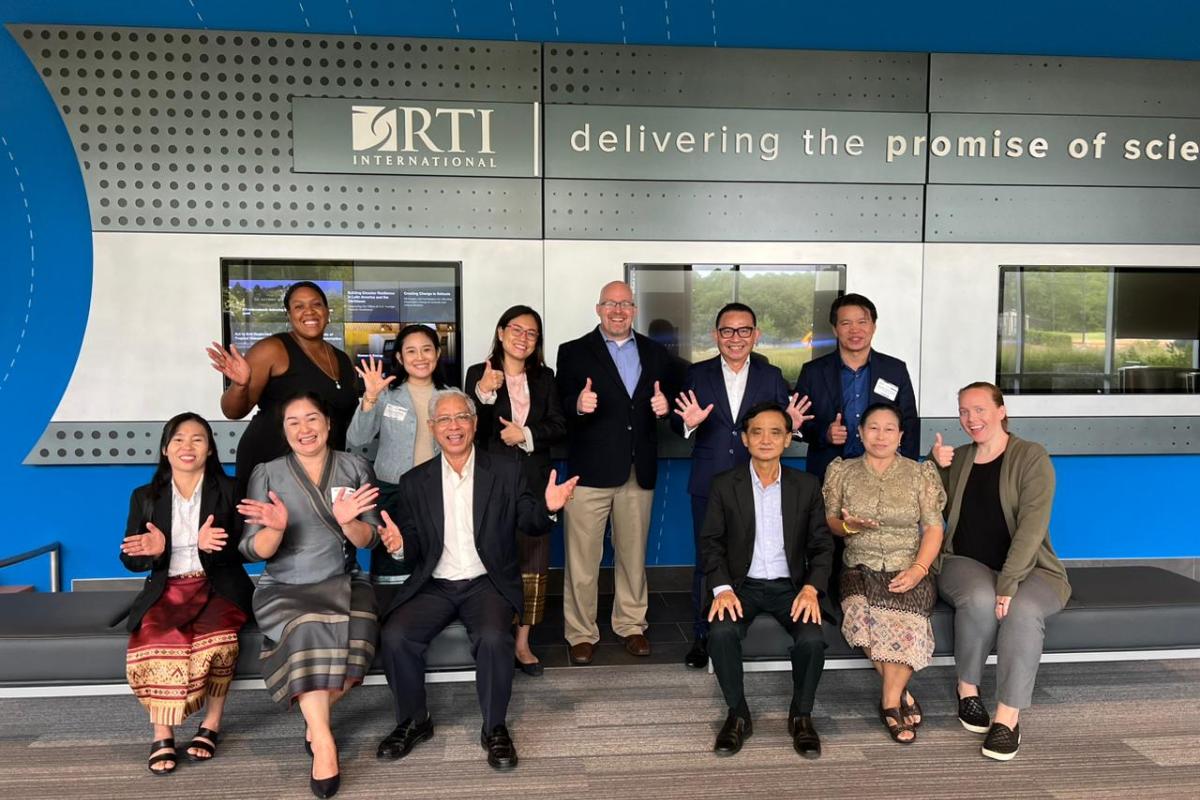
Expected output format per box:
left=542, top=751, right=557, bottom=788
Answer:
left=713, top=709, right=753, bottom=755
left=515, top=657, right=545, bottom=677
left=480, top=723, right=518, bottom=770
left=376, top=715, right=434, bottom=760
left=684, top=638, right=709, bottom=669
left=788, top=714, right=822, bottom=759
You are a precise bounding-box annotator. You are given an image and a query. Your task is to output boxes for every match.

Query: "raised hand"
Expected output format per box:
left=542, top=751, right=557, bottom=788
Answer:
left=786, top=393, right=814, bottom=432
left=577, top=377, right=598, bottom=414
left=650, top=381, right=668, bottom=417
left=206, top=342, right=251, bottom=387
left=841, top=506, right=880, bottom=535
left=708, top=589, right=743, bottom=622
left=498, top=416, right=527, bottom=447
left=378, top=509, right=404, bottom=554
left=477, top=362, right=505, bottom=395
left=197, top=514, right=228, bottom=553
left=790, top=585, right=822, bottom=624
left=931, top=432, right=955, bottom=468
left=673, top=389, right=714, bottom=429
left=828, top=412, right=848, bottom=446
left=238, top=490, right=289, bottom=531
left=121, top=522, right=167, bottom=558
left=355, top=355, right=396, bottom=400
left=545, top=468, right=580, bottom=512
left=332, top=484, right=380, bottom=526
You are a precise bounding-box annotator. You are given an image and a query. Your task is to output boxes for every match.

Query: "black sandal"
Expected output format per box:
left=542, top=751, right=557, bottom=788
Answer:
left=879, top=705, right=916, bottom=744
left=147, top=738, right=178, bottom=776
left=186, top=727, right=221, bottom=762
left=900, top=691, right=923, bottom=728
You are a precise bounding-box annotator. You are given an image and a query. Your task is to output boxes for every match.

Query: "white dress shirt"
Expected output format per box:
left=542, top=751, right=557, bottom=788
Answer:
left=432, top=449, right=489, bottom=580
left=167, top=477, right=204, bottom=577
left=684, top=357, right=750, bottom=438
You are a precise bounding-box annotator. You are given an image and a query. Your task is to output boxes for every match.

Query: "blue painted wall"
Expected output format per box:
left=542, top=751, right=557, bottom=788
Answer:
left=1, top=0, right=1198, bottom=589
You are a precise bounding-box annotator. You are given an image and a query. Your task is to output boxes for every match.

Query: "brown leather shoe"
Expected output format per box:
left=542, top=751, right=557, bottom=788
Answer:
left=568, top=642, right=595, bottom=665
left=623, top=633, right=651, bottom=656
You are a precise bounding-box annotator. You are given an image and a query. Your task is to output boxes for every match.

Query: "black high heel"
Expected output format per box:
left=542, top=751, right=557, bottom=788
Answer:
left=309, top=745, right=340, bottom=798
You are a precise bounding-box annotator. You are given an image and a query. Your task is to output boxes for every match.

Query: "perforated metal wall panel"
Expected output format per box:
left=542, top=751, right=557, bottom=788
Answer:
left=11, top=24, right=542, bottom=238
left=545, top=44, right=928, bottom=111
left=545, top=180, right=924, bottom=241
left=921, top=417, right=1200, bottom=455
left=930, top=54, right=1200, bottom=117
left=926, top=185, right=1200, bottom=243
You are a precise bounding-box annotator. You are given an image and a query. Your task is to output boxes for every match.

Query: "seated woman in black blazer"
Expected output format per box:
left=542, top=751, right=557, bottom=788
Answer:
left=120, top=412, right=254, bottom=775
left=466, top=305, right=567, bottom=675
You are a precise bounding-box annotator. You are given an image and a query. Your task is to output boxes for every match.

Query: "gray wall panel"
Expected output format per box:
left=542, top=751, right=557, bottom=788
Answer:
left=545, top=180, right=924, bottom=241
left=545, top=43, right=927, bottom=111
left=926, top=185, right=1200, bottom=243
left=931, top=53, right=1200, bottom=118
left=12, top=24, right=542, bottom=238
left=922, top=417, right=1200, bottom=455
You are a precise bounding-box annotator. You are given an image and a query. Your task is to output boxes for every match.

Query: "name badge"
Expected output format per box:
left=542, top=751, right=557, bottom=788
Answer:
left=383, top=403, right=409, bottom=421
left=330, top=486, right=354, bottom=503
left=874, top=378, right=899, bottom=401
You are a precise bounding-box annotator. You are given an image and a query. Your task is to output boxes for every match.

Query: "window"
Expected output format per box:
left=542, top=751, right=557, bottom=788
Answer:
left=221, top=258, right=463, bottom=385
left=998, top=266, right=1200, bottom=394
left=627, top=264, right=846, bottom=379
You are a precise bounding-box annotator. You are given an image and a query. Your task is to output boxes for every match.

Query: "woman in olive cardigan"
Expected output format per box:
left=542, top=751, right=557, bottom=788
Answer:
left=930, top=382, right=1070, bottom=762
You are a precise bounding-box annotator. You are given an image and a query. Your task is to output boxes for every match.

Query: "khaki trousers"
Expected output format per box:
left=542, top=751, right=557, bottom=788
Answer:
left=563, top=466, right=654, bottom=645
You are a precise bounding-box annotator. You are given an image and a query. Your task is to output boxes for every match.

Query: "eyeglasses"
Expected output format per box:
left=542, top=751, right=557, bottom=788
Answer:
left=432, top=412, right=475, bottom=427
left=598, top=300, right=636, bottom=310
left=717, top=326, right=755, bottom=339
left=504, top=324, right=540, bottom=340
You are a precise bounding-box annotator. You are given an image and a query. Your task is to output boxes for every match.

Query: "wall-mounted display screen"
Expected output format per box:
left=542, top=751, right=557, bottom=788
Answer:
left=627, top=264, right=846, bottom=380
left=221, top=258, right=462, bottom=386
left=998, top=266, right=1200, bottom=394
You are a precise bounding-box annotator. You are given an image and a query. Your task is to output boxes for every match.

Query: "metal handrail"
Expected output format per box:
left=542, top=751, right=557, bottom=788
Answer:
left=0, top=541, right=62, bottom=592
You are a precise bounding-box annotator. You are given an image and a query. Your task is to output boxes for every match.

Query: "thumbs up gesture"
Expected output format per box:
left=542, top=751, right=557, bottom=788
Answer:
left=498, top=416, right=528, bottom=447
left=828, top=412, right=848, bottom=446
left=477, top=361, right=505, bottom=395
left=931, top=432, right=955, bottom=468
left=650, top=380, right=668, bottom=418
left=577, top=377, right=598, bottom=414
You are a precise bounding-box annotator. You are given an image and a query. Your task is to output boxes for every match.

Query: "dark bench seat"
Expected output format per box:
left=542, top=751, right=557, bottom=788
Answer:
left=740, top=566, right=1200, bottom=663
left=0, top=586, right=475, bottom=687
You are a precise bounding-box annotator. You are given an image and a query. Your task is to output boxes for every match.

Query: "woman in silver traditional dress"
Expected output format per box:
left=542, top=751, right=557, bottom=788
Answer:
left=238, top=391, right=389, bottom=799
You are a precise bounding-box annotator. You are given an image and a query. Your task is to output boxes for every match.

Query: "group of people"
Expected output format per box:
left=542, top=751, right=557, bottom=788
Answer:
left=117, top=280, right=1070, bottom=797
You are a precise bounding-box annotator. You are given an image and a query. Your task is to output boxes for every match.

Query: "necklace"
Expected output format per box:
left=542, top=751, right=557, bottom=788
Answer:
left=291, top=331, right=341, bottom=389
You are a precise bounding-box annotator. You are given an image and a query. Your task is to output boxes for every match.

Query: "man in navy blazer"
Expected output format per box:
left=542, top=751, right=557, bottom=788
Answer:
left=670, top=302, right=811, bottom=669
left=793, top=293, right=919, bottom=481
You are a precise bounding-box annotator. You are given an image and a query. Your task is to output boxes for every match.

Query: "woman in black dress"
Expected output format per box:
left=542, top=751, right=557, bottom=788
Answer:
left=207, top=281, right=359, bottom=499
left=465, top=305, right=566, bottom=675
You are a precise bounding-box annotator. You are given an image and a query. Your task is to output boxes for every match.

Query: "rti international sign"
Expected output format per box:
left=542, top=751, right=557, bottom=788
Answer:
left=292, top=97, right=540, bottom=177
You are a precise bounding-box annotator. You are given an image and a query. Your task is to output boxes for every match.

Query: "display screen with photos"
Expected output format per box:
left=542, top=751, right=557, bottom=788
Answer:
left=220, top=258, right=463, bottom=387
left=997, top=265, right=1200, bottom=394
left=627, top=263, right=847, bottom=382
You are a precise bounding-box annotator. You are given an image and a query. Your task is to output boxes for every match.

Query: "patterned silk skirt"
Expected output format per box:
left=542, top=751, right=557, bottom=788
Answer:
left=518, top=530, right=550, bottom=626
left=126, top=575, right=247, bottom=726
left=255, top=573, right=379, bottom=707
left=839, top=564, right=936, bottom=671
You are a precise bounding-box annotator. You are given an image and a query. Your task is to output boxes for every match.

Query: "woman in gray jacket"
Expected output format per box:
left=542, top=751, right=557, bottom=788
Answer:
left=347, top=324, right=446, bottom=583
left=931, top=381, right=1071, bottom=763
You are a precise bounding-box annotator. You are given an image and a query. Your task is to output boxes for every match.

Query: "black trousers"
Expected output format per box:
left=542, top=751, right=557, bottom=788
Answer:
left=379, top=576, right=515, bottom=731
left=690, top=493, right=710, bottom=641
left=708, top=577, right=826, bottom=716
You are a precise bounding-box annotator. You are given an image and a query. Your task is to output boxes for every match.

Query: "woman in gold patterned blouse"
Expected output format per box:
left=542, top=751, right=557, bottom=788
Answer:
left=822, top=402, right=946, bottom=744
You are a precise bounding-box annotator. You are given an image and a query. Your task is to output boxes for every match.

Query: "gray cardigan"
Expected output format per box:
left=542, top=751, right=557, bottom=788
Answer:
left=345, top=382, right=440, bottom=484
left=936, top=434, right=1072, bottom=605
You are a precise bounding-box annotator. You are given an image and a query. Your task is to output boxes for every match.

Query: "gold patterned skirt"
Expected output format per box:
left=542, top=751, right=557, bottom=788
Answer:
left=839, top=565, right=936, bottom=671
left=126, top=575, right=247, bottom=726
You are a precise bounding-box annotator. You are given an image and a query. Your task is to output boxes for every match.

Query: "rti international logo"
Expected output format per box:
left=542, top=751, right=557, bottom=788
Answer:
left=351, top=104, right=498, bottom=169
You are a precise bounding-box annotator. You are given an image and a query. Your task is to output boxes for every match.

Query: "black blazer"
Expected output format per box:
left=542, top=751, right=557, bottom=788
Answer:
left=464, top=361, right=567, bottom=489
left=555, top=327, right=681, bottom=489
left=699, top=464, right=836, bottom=617
left=382, top=448, right=554, bottom=618
left=669, top=355, right=793, bottom=499
left=794, top=348, right=919, bottom=481
left=120, top=472, right=254, bottom=632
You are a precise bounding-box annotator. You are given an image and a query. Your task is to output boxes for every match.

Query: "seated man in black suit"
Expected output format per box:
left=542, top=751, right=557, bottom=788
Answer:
left=702, top=401, right=835, bottom=758
left=374, top=388, right=578, bottom=770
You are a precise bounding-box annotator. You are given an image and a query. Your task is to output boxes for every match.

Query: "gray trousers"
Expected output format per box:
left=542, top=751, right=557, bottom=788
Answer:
left=938, top=555, right=1066, bottom=709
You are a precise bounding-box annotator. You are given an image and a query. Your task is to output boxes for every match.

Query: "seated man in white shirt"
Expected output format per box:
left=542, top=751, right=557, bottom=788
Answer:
left=374, top=388, right=577, bottom=770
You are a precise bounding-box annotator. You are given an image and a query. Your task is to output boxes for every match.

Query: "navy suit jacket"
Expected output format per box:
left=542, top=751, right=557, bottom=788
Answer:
left=670, top=355, right=792, bottom=500
left=794, top=349, right=919, bottom=481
